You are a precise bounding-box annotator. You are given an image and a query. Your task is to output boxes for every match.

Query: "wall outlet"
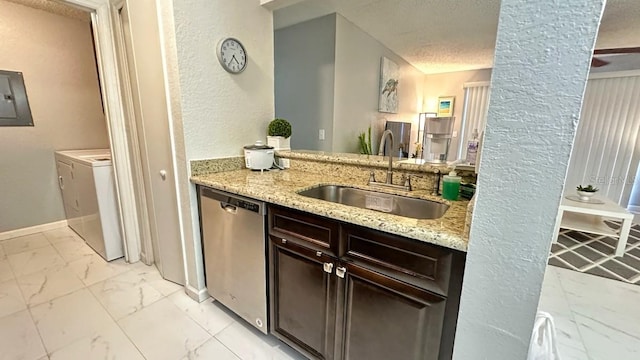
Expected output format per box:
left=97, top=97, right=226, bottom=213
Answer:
left=319, top=129, right=325, bottom=140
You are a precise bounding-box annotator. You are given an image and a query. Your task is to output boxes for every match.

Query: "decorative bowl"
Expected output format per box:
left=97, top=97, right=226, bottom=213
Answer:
left=577, top=190, right=597, bottom=201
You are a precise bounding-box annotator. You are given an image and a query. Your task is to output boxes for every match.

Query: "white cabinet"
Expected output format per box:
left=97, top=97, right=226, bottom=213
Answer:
left=55, top=150, right=123, bottom=261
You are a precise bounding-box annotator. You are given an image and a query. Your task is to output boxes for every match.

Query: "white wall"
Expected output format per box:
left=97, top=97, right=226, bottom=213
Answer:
left=422, top=69, right=492, bottom=160
left=171, top=0, right=275, bottom=298
left=333, top=14, right=424, bottom=154
left=0, top=0, right=109, bottom=232
left=275, top=14, right=336, bottom=151
left=453, top=0, right=605, bottom=358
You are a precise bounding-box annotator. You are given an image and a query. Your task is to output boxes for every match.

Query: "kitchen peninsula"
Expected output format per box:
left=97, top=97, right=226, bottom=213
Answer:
left=190, top=150, right=475, bottom=360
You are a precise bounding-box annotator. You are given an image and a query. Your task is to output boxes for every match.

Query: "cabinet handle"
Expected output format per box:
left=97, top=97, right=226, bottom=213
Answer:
left=58, top=176, right=64, bottom=189
left=323, top=262, right=334, bottom=274
left=316, top=251, right=322, bottom=257
left=336, top=266, right=346, bottom=278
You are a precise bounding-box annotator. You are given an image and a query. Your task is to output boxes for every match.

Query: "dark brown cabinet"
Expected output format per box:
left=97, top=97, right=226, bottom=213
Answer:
left=337, top=262, right=446, bottom=360
left=270, top=236, right=338, bottom=359
left=268, top=205, right=465, bottom=360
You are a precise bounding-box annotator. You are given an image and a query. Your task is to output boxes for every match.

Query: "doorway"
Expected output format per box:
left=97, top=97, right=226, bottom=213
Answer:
left=46, top=0, right=186, bottom=285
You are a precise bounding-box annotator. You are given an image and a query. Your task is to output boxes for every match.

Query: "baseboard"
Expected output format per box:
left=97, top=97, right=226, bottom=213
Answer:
left=185, top=284, right=210, bottom=303
left=0, top=220, right=68, bottom=241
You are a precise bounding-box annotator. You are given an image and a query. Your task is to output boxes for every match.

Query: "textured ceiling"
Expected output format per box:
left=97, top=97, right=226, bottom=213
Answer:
left=5, top=0, right=90, bottom=21
left=274, top=0, right=640, bottom=74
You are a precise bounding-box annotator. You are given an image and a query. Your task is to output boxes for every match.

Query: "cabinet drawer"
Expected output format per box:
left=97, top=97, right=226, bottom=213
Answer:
left=269, top=205, right=339, bottom=255
left=341, top=224, right=455, bottom=297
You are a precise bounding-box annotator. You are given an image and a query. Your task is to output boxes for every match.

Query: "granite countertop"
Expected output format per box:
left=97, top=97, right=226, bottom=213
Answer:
left=191, top=168, right=470, bottom=252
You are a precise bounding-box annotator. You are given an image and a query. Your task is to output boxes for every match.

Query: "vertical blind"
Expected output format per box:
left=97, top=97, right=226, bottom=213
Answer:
left=458, top=82, right=491, bottom=159
left=566, top=73, right=640, bottom=206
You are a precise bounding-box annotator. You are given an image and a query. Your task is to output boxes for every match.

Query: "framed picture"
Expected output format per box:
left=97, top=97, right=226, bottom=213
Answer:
left=437, top=96, right=455, bottom=117
left=378, top=57, right=399, bottom=113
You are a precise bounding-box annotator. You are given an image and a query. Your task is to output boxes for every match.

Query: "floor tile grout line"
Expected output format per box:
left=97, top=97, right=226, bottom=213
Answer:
left=30, top=228, right=155, bottom=359
left=83, top=267, right=152, bottom=360
left=211, top=322, right=245, bottom=360
left=24, top=299, right=53, bottom=359
left=551, top=268, right=594, bottom=359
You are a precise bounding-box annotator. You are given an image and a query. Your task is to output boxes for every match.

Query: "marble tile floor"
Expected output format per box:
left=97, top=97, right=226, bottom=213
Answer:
left=538, top=265, right=640, bottom=360
left=2, top=226, right=638, bottom=360
left=0, top=227, right=304, bottom=360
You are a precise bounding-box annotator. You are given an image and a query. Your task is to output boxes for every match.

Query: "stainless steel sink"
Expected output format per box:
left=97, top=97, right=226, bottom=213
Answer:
left=297, top=185, right=449, bottom=219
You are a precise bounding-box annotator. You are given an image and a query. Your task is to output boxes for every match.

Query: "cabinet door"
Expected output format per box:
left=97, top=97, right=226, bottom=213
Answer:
left=337, top=262, right=446, bottom=360
left=270, top=236, right=338, bottom=360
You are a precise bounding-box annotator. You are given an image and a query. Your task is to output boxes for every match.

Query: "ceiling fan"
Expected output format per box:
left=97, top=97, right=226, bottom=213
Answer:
left=591, top=47, right=640, bottom=67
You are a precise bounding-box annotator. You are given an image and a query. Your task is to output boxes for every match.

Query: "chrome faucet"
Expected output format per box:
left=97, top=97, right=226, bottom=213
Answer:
left=379, top=130, right=394, bottom=184
left=369, top=130, right=412, bottom=191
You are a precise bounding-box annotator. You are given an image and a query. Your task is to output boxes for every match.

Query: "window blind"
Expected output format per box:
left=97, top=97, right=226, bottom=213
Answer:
left=566, top=73, right=640, bottom=206
left=458, top=82, right=491, bottom=159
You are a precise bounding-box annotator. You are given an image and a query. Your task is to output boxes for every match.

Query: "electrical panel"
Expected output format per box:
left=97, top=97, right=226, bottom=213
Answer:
left=0, top=70, right=33, bottom=126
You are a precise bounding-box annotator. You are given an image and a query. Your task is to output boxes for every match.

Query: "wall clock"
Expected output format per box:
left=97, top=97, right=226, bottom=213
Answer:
left=217, top=38, right=247, bottom=74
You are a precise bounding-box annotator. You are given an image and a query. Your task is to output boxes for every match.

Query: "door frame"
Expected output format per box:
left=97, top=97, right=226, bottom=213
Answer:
left=111, top=0, right=155, bottom=265
left=60, top=0, right=143, bottom=263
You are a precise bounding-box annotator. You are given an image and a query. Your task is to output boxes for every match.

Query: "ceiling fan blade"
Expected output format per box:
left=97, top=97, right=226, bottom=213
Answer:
left=594, top=47, right=640, bottom=55
left=591, top=57, right=610, bottom=67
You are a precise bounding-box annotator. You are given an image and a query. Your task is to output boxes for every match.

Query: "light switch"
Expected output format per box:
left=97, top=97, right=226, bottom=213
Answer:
left=452, top=130, right=458, bottom=137
left=319, top=129, right=325, bottom=140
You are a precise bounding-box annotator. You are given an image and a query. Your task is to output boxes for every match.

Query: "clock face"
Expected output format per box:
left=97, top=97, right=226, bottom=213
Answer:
left=217, top=38, right=247, bottom=74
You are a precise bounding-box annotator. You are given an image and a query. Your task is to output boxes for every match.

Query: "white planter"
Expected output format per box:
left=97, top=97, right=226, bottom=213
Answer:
left=577, top=190, right=596, bottom=201
left=267, top=136, right=291, bottom=150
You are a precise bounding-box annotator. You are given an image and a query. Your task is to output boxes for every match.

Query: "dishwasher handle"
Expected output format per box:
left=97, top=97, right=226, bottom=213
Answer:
left=220, top=202, right=238, bottom=214
left=200, top=186, right=266, bottom=215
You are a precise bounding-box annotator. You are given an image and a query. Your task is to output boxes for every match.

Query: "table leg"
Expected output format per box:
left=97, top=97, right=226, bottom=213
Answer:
left=552, top=209, right=564, bottom=243
left=616, top=217, right=633, bottom=257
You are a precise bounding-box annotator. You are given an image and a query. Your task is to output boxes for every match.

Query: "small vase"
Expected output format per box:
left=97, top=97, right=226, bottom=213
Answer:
left=577, top=191, right=596, bottom=201
left=267, top=136, right=290, bottom=150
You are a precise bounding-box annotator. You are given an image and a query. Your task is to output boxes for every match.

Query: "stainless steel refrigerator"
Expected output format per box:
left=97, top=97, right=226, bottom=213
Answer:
left=381, top=121, right=412, bottom=158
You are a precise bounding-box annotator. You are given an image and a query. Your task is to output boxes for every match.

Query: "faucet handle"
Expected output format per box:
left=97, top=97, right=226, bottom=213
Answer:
left=368, top=171, right=376, bottom=184
left=402, top=174, right=412, bottom=191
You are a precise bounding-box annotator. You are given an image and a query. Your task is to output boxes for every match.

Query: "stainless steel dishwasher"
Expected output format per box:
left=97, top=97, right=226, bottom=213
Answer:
left=200, top=187, right=268, bottom=334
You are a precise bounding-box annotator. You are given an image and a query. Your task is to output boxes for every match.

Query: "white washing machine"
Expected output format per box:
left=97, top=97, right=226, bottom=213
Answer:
left=55, top=149, right=124, bottom=261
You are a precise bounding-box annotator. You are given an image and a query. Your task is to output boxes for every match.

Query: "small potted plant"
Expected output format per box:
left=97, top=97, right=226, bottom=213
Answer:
left=267, top=118, right=292, bottom=150
left=576, top=184, right=599, bottom=201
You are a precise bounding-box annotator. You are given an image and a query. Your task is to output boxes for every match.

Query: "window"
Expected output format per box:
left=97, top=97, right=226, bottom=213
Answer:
left=458, top=82, right=490, bottom=159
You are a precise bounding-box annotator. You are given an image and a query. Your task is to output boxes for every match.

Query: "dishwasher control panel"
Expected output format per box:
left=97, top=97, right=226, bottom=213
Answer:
left=201, top=187, right=264, bottom=215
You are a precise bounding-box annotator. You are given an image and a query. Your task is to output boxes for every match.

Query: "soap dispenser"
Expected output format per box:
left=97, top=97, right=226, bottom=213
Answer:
left=466, top=129, right=480, bottom=165
left=442, top=170, right=461, bottom=201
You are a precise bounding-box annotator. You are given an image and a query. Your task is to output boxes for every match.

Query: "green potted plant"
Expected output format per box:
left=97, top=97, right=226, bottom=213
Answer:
left=358, top=126, right=373, bottom=155
left=267, top=118, right=292, bottom=150
left=576, top=184, right=599, bottom=201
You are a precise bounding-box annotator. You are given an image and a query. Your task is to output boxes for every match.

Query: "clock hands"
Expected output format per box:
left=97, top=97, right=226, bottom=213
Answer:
left=229, top=55, right=240, bottom=66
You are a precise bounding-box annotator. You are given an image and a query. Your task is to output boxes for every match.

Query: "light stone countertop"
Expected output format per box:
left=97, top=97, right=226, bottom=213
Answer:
left=191, top=168, right=470, bottom=252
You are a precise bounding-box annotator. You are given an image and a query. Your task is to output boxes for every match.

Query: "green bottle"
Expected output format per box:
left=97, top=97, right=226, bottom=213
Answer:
left=442, top=171, right=461, bottom=201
